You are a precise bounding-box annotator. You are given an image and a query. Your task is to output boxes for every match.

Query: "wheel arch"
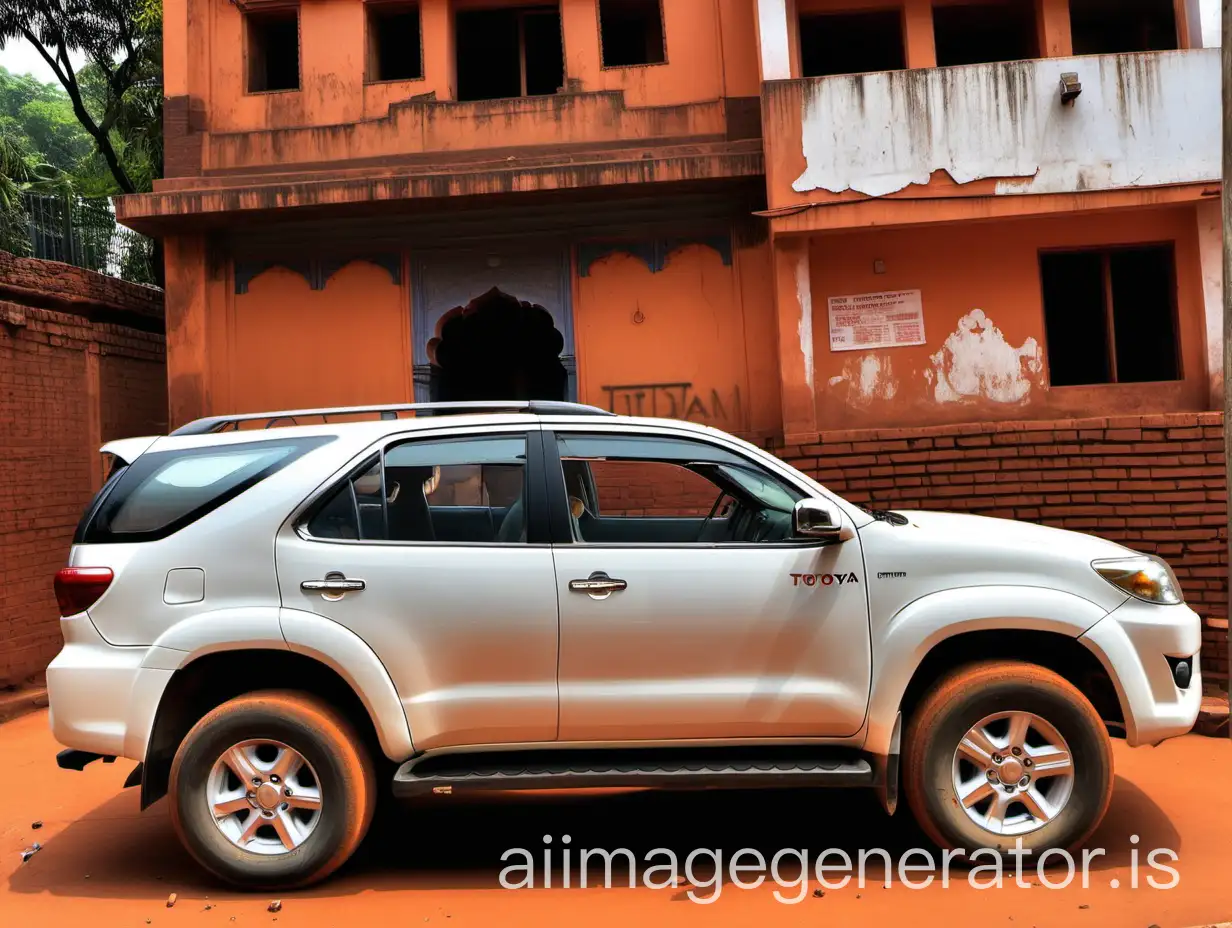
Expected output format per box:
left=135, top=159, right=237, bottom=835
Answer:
left=863, top=587, right=1124, bottom=758
left=140, top=647, right=407, bottom=810
left=897, top=629, right=1124, bottom=735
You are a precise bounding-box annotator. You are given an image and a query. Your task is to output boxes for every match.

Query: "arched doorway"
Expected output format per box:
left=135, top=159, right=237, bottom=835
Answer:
left=429, top=288, right=568, bottom=402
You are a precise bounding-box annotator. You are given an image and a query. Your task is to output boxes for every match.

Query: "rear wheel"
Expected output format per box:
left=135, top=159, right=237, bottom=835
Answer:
left=169, top=690, right=376, bottom=888
left=903, top=660, right=1113, bottom=855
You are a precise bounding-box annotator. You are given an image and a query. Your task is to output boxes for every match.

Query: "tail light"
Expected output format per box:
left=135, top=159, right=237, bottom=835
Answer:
left=54, top=567, right=114, bottom=616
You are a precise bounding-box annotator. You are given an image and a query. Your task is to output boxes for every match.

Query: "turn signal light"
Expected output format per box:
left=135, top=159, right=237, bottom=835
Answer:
left=54, top=567, right=114, bottom=616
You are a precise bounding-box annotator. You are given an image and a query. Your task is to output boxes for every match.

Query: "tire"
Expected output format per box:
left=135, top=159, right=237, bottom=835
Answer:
left=902, top=660, right=1113, bottom=856
left=169, top=690, right=376, bottom=889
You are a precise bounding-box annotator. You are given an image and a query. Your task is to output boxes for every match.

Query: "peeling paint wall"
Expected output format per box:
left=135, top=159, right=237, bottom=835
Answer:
left=808, top=206, right=1209, bottom=429
left=792, top=49, right=1221, bottom=199
left=928, top=309, right=1043, bottom=404
left=794, top=249, right=814, bottom=391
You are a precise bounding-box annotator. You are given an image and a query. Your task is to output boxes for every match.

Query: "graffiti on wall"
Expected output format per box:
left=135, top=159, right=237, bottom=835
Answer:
left=601, top=382, right=743, bottom=424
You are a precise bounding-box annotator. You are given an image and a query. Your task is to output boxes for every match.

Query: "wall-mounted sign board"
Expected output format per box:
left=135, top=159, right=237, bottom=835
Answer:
left=828, top=289, right=925, bottom=351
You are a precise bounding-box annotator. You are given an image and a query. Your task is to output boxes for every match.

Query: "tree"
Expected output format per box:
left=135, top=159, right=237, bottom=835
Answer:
left=0, top=0, right=161, bottom=195
left=0, top=66, right=93, bottom=175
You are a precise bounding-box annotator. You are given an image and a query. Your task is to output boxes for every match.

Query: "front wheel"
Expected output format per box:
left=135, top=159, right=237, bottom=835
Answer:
left=903, top=660, right=1113, bottom=855
left=168, top=690, right=376, bottom=888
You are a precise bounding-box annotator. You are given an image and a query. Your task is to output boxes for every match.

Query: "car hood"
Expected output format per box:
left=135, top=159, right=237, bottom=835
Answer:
left=859, top=509, right=1136, bottom=619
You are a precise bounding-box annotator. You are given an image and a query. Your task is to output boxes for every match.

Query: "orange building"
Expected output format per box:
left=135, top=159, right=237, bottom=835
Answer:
left=118, top=0, right=1222, bottom=445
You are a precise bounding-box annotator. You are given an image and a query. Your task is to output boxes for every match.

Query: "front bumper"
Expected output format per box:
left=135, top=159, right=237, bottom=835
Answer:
left=45, top=613, right=169, bottom=762
left=1080, top=599, right=1203, bottom=746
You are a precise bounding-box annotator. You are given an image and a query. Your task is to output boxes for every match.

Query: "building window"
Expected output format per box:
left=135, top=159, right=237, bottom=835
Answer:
left=455, top=6, right=564, bottom=101
left=1070, top=0, right=1178, bottom=55
left=1039, top=246, right=1180, bottom=387
left=598, top=0, right=666, bottom=67
left=367, top=2, right=423, bottom=82
left=799, top=9, right=905, bottom=77
left=932, top=0, right=1038, bottom=67
left=246, top=8, right=300, bottom=93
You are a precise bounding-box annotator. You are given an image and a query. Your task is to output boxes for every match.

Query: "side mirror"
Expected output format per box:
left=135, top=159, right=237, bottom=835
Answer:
left=793, top=499, right=843, bottom=541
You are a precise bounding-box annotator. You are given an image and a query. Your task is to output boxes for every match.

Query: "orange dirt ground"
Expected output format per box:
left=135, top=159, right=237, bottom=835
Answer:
left=3, top=709, right=1231, bottom=927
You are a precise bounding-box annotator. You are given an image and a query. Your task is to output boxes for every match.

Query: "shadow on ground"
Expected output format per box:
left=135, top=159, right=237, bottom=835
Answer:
left=7, top=774, right=1178, bottom=900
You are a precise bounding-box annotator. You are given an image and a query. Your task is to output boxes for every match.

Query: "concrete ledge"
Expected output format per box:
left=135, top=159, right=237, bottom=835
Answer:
left=0, top=686, right=49, bottom=725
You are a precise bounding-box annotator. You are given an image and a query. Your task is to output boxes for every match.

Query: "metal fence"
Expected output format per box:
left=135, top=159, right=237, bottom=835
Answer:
left=21, top=193, right=157, bottom=286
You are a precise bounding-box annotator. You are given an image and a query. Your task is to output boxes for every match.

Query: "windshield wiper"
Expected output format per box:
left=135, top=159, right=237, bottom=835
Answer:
left=862, top=507, right=909, bottom=526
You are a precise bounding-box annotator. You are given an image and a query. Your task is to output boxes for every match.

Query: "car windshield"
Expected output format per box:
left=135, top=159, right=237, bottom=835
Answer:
left=711, top=463, right=800, bottom=513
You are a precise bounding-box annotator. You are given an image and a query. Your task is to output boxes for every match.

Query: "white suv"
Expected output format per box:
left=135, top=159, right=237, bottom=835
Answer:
left=48, top=401, right=1201, bottom=888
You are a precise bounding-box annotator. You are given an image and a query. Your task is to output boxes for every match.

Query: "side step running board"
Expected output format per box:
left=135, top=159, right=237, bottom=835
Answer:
left=393, top=747, right=874, bottom=799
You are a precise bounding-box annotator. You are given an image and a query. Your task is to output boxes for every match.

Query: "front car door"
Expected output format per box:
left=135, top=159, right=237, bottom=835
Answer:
left=275, top=423, right=559, bottom=751
left=547, top=426, right=872, bottom=743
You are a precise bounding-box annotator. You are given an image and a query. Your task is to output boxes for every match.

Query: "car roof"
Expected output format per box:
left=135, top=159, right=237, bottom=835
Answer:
left=129, top=409, right=737, bottom=456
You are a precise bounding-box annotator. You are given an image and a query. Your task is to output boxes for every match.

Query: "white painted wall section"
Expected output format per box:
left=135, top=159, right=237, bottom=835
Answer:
left=756, top=0, right=792, bottom=81
left=794, top=249, right=815, bottom=391
left=1197, top=199, right=1224, bottom=406
left=1187, top=0, right=1223, bottom=47
left=926, top=310, right=1044, bottom=405
left=792, top=50, right=1221, bottom=198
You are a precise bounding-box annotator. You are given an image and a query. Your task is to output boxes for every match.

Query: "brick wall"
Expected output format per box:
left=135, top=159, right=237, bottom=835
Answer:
left=0, top=251, right=162, bottom=322
left=779, top=412, right=1229, bottom=689
left=588, top=460, right=722, bottom=516
left=0, top=260, right=165, bottom=689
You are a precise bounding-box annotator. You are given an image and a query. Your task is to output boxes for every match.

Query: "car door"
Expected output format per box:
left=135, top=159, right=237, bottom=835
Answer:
left=275, top=424, right=559, bottom=751
left=548, top=427, right=872, bottom=743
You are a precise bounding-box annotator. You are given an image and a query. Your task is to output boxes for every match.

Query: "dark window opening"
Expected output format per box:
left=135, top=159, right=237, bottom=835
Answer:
left=932, top=1, right=1038, bottom=67
left=799, top=9, right=906, bottom=77
left=1070, top=0, right=1178, bottom=55
left=367, top=2, right=423, bottom=82
left=247, top=9, right=300, bottom=93
left=599, top=0, right=666, bottom=67
left=455, top=6, right=564, bottom=101
left=1040, top=246, right=1179, bottom=387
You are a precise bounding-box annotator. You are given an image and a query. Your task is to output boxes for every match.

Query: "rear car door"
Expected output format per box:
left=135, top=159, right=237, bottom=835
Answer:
left=548, top=428, right=872, bottom=742
left=275, top=423, right=559, bottom=750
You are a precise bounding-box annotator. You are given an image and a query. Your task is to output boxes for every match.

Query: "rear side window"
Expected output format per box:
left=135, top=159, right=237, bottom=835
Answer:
left=303, top=434, right=529, bottom=543
left=79, top=437, right=332, bottom=543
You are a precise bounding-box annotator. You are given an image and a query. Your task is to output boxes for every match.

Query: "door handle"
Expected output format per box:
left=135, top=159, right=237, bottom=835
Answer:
left=301, top=579, right=366, bottom=592
left=301, top=575, right=366, bottom=601
left=569, top=572, right=627, bottom=600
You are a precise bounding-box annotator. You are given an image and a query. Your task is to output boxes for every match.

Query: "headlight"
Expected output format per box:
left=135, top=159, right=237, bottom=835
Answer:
left=1092, top=556, right=1183, bottom=605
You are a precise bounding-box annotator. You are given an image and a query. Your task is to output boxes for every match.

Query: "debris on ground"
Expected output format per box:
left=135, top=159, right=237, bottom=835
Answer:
left=19, top=842, right=41, bottom=863
left=812, top=889, right=824, bottom=898
left=203, top=904, right=214, bottom=911
left=167, top=893, right=177, bottom=908
left=30, top=820, right=42, bottom=829
left=268, top=900, right=282, bottom=913
left=1079, top=904, right=1089, bottom=909
left=856, top=894, right=862, bottom=899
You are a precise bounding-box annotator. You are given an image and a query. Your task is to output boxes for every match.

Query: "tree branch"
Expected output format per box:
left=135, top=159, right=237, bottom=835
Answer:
left=18, top=25, right=136, bottom=193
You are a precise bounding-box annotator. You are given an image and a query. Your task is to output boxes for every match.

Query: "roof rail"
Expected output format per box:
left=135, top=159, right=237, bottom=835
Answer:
left=169, top=401, right=617, bottom=436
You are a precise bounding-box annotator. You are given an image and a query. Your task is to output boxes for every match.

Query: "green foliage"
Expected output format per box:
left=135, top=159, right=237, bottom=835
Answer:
left=0, top=67, right=92, bottom=173
left=0, top=0, right=164, bottom=195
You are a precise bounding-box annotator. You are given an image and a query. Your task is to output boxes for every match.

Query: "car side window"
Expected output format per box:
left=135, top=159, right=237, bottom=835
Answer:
left=305, top=434, right=529, bottom=543
left=556, top=434, right=805, bottom=545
